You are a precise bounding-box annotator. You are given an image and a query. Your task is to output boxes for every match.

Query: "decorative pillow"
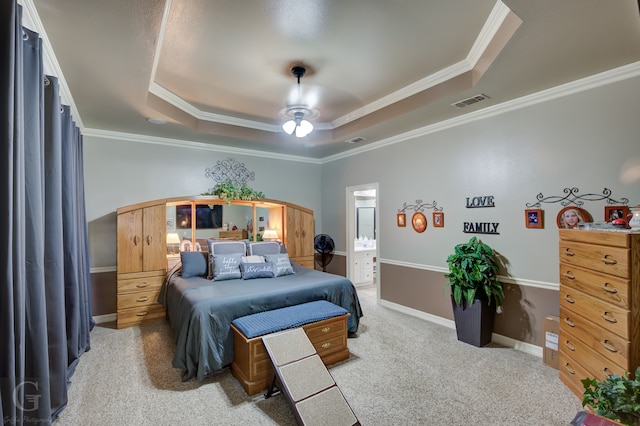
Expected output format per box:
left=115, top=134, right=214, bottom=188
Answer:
left=240, top=261, right=275, bottom=280
left=207, top=240, right=247, bottom=280
left=265, top=253, right=295, bottom=277
left=212, top=253, right=242, bottom=281
left=181, top=251, right=208, bottom=278
left=248, top=241, right=281, bottom=256
left=241, top=255, right=265, bottom=263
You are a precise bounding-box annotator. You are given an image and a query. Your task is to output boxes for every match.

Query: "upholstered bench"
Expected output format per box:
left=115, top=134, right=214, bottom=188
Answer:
left=230, top=300, right=350, bottom=396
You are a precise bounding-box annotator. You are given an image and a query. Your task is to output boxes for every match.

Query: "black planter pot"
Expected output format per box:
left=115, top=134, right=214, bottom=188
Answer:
left=451, top=295, right=496, bottom=347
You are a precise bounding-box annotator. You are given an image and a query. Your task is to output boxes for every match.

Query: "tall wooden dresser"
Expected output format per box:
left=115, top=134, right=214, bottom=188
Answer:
left=558, top=229, right=640, bottom=398
left=116, top=201, right=167, bottom=329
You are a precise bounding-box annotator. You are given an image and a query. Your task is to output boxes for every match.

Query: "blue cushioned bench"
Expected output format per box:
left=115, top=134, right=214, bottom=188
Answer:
left=230, top=300, right=351, bottom=395
left=232, top=300, right=349, bottom=338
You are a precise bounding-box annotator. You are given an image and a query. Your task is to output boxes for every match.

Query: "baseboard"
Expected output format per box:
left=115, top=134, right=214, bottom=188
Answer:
left=379, top=298, right=543, bottom=358
left=93, top=313, right=116, bottom=324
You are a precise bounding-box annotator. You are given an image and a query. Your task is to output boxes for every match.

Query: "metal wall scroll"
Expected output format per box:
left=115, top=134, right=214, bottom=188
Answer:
left=397, top=200, right=443, bottom=232
left=524, top=187, right=630, bottom=230
left=204, top=157, right=256, bottom=186
left=525, top=187, right=629, bottom=208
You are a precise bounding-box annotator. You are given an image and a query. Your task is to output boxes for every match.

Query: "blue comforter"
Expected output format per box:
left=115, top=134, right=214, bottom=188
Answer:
left=159, top=263, right=363, bottom=381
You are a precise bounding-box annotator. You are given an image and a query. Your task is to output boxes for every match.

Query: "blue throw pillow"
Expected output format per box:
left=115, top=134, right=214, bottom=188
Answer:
left=240, top=261, right=275, bottom=280
left=212, top=253, right=242, bottom=281
left=265, top=253, right=295, bottom=277
left=181, top=251, right=207, bottom=278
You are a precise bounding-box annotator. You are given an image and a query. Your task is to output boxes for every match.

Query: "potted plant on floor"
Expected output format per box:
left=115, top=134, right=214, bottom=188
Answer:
left=444, top=236, right=504, bottom=347
left=581, top=367, right=640, bottom=426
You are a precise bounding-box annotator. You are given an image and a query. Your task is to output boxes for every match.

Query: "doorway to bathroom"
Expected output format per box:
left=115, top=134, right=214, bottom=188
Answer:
left=346, top=183, right=378, bottom=296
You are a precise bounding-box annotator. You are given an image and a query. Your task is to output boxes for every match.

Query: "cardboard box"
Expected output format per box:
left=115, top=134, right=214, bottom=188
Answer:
left=543, top=315, right=559, bottom=369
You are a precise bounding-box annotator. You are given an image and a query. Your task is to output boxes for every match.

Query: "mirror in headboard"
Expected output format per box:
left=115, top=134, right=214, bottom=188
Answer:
left=175, top=204, right=222, bottom=229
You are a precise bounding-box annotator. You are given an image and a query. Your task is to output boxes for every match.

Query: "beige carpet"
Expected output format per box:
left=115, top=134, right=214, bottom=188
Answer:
left=54, top=286, right=582, bottom=425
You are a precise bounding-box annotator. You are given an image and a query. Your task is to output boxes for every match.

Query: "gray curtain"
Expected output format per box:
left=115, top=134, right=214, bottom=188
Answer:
left=1, top=2, right=93, bottom=424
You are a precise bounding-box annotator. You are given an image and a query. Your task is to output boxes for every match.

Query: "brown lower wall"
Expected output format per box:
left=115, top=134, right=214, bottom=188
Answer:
left=90, top=271, right=116, bottom=316
left=379, top=262, right=559, bottom=347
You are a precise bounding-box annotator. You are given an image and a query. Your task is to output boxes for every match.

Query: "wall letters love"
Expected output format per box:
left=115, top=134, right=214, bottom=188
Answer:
left=464, top=195, right=500, bottom=234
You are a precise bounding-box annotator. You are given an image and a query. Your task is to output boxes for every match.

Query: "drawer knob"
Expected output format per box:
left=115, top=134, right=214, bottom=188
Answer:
left=601, top=256, right=617, bottom=265
left=136, top=311, right=148, bottom=317
left=563, top=271, right=575, bottom=280
left=321, top=327, right=331, bottom=333
left=601, top=312, right=617, bottom=323
left=136, top=283, right=149, bottom=288
left=133, top=235, right=140, bottom=246
left=602, top=283, right=618, bottom=294
left=321, top=342, right=331, bottom=349
left=563, top=294, right=575, bottom=304
left=564, top=249, right=575, bottom=257
left=564, top=340, right=575, bottom=351
left=563, top=363, right=575, bottom=375
left=563, top=317, right=575, bottom=327
left=137, top=296, right=149, bottom=302
left=601, top=340, right=618, bottom=353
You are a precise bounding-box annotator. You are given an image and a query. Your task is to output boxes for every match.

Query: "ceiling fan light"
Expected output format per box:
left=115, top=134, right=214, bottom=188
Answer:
left=296, top=120, right=313, bottom=137
left=282, top=120, right=297, bottom=135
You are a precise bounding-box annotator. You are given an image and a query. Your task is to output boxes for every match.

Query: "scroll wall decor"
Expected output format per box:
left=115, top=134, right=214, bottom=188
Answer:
left=524, top=187, right=629, bottom=229
left=205, top=157, right=256, bottom=186
left=397, top=200, right=443, bottom=232
left=202, top=158, right=265, bottom=203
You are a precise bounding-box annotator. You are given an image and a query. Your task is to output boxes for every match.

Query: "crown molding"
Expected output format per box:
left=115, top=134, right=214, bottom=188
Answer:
left=82, top=127, right=322, bottom=164
left=321, top=60, right=640, bottom=164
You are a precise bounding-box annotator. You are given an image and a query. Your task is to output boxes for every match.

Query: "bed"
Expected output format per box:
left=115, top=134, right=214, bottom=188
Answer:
left=158, top=240, right=363, bottom=381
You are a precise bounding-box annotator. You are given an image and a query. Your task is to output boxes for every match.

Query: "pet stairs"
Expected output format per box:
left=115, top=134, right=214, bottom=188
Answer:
left=262, top=327, right=360, bottom=426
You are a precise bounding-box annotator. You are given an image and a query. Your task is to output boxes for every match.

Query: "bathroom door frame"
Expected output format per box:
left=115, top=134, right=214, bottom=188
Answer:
left=346, top=183, right=379, bottom=296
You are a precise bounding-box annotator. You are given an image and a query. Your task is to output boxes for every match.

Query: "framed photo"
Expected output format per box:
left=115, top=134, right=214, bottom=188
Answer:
left=412, top=212, right=427, bottom=233
left=604, top=205, right=629, bottom=223
left=525, top=209, right=543, bottom=229
left=397, top=213, right=406, bottom=227
left=556, top=206, right=592, bottom=229
left=432, top=211, right=444, bottom=227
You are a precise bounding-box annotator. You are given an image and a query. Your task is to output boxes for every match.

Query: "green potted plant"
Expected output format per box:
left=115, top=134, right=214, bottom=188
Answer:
left=444, top=236, right=504, bottom=347
left=202, top=179, right=265, bottom=204
left=581, top=368, right=640, bottom=426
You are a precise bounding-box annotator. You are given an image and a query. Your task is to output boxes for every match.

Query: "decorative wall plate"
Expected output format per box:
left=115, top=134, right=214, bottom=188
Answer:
left=412, top=212, right=427, bottom=233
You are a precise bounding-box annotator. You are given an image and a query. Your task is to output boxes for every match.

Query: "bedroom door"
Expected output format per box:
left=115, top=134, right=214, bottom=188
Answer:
left=346, top=184, right=379, bottom=293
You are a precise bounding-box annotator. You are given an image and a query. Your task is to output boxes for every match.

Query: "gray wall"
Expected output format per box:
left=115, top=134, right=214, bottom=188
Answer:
left=320, top=69, right=640, bottom=347
left=84, top=139, right=322, bottom=269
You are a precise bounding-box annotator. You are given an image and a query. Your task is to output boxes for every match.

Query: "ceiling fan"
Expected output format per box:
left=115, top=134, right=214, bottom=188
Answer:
left=281, top=65, right=316, bottom=138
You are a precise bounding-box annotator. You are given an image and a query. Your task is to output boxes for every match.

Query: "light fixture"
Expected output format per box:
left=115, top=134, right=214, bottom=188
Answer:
left=262, top=229, right=279, bottom=241
left=282, top=66, right=314, bottom=138
left=166, top=233, right=181, bottom=254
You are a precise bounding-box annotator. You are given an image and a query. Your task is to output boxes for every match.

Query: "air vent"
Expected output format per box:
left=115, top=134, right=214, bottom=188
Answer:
left=345, top=137, right=366, bottom=144
left=451, top=94, right=490, bottom=108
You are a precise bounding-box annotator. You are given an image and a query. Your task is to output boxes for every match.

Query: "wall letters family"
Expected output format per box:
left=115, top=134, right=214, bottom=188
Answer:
left=463, top=195, right=499, bottom=235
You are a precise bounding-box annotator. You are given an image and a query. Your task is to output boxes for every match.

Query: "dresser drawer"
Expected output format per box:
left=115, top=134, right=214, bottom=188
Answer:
left=559, top=350, right=595, bottom=399
left=292, top=256, right=315, bottom=269
left=117, top=274, right=164, bottom=293
left=560, top=285, right=630, bottom=338
left=559, top=327, right=626, bottom=381
left=559, top=306, right=630, bottom=370
left=116, top=304, right=165, bottom=329
left=306, top=314, right=347, bottom=340
left=559, top=240, right=630, bottom=278
left=117, top=288, right=162, bottom=310
left=559, top=263, right=630, bottom=309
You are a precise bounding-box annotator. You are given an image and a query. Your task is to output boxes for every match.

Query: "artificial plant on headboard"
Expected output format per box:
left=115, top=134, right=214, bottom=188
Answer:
left=201, top=157, right=265, bottom=203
